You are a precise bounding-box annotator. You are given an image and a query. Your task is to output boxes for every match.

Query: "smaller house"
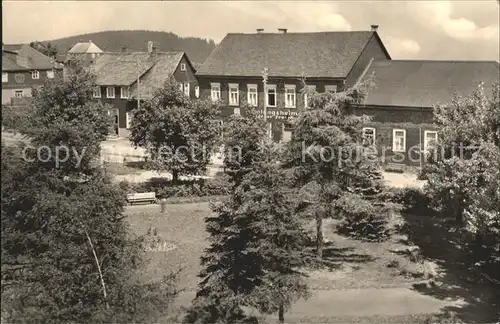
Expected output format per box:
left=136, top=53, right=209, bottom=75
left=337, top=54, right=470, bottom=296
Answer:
left=91, top=42, right=198, bottom=137
left=2, top=44, right=63, bottom=104
left=67, top=40, right=104, bottom=64
left=356, top=60, right=500, bottom=166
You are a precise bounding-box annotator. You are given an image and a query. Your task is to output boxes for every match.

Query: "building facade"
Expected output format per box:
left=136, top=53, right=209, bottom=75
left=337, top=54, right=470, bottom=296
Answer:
left=356, top=60, right=500, bottom=166
left=196, top=26, right=391, bottom=142
left=2, top=44, right=63, bottom=104
left=66, top=40, right=104, bottom=65
left=92, top=42, right=198, bottom=137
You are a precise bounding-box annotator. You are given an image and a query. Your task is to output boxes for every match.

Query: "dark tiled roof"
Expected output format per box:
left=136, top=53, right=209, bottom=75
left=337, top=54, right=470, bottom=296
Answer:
left=197, top=31, right=378, bottom=78
left=2, top=44, right=58, bottom=71
left=129, top=52, right=185, bottom=99
left=92, top=51, right=185, bottom=99
left=361, top=60, right=500, bottom=108
left=92, top=52, right=157, bottom=86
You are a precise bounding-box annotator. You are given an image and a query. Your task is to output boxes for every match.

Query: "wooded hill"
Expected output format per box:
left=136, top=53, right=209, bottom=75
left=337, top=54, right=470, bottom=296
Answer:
left=45, top=30, right=216, bottom=64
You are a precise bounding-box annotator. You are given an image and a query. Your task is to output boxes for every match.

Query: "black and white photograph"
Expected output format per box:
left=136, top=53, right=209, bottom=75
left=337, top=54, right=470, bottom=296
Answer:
left=1, top=1, right=499, bottom=323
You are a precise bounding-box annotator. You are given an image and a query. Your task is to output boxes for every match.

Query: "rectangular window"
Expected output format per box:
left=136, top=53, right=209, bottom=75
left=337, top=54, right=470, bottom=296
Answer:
left=267, top=122, right=272, bottom=139
left=46, top=70, right=55, bottom=79
left=282, top=123, right=293, bottom=143
left=424, top=130, right=438, bottom=152
left=247, top=84, right=258, bottom=107
left=120, top=87, right=129, bottom=99
left=195, top=86, right=200, bottom=98
left=362, top=127, right=376, bottom=146
left=93, top=86, right=101, bottom=98
left=106, top=86, right=115, bottom=98
left=179, top=83, right=183, bottom=92
left=304, top=85, right=316, bottom=108
left=180, top=63, right=186, bottom=71
left=233, top=108, right=241, bottom=115
left=285, top=85, right=296, bottom=108
left=266, top=84, right=277, bottom=107
left=126, top=111, right=133, bottom=129
left=229, top=83, right=239, bottom=106
left=31, top=70, right=40, bottom=80
left=184, top=82, right=190, bottom=97
left=211, top=82, right=220, bottom=102
left=325, top=85, right=337, bottom=93
left=2, top=72, right=8, bottom=83
left=392, top=129, right=406, bottom=152
left=14, top=90, right=23, bottom=98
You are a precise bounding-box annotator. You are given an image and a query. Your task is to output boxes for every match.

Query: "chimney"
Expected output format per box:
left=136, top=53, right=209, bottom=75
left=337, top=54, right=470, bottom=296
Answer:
left=370, top=25, right=379, bottom=32
left=147, top=41, right=154, bottom=53
left=278, top=28, right=287, bottom=34
left=121, top=45, right=127, bottom=53
left=256, top=28, right=264, bottom=33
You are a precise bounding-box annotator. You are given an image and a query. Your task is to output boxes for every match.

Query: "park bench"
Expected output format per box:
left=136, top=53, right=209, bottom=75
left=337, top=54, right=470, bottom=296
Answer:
left=127, top=192, right=156, bottom=205
left=385, top=162, right=405, bottom=173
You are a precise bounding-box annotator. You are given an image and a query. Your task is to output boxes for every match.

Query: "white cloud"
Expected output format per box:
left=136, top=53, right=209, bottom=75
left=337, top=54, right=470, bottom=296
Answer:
left=317, top=13, right=352, bottom=31
left=407, top=1, right=499, bottom=41
left=384, top=36, right=421, bottom=58
left=223, top=1, right=351, bottom=32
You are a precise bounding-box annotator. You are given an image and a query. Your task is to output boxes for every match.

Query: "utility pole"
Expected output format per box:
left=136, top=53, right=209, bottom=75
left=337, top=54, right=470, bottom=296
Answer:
left=136, top=58, right=140, bottom=110
left=262, top=67, right=269, bottom=138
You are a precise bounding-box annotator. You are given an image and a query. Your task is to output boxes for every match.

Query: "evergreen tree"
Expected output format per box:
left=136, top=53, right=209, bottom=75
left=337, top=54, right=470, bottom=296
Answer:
left=185, top=154, right=310, bottom=323
left=129, top=76, right=219, bottom=183
left=222, top=105, right=268, bottom=186
left=287, top=85, right=384, bottom=257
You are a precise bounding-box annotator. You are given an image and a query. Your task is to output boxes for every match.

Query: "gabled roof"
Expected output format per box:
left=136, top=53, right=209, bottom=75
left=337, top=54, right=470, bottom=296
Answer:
left=92, top=52, right=157, bottom=86
left=360, top=60, right=500, bottom=108
left=68, top=41, right=103, bottom=54
left=2, top=44, right=59, bottom=71
left=129, top=52, right=186, bottom=99
left=197, top=31, right=384, bottom=78
left=92, top=51, right=186, bottom=99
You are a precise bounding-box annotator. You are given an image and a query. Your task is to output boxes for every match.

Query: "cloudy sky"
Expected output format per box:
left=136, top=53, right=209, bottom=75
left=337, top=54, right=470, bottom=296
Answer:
left=3, top=1, right=499, bottom=61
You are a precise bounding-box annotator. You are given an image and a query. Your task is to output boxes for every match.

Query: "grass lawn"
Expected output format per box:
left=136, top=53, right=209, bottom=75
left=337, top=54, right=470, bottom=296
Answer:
left=124, top=202, right=465, bottom=322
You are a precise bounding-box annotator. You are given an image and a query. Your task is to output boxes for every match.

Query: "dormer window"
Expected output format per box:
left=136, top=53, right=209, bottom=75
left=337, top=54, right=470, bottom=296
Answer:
left=180, top=63, right=186, bottom=71
left=31, top=70, right=40, bottom=80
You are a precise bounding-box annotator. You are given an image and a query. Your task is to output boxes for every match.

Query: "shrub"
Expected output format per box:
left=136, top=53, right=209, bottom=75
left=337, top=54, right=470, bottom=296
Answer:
left=389, top=187, right=434, bottom=215
left=122, top=174, right=232, bottom=199
left=203, top=173, right=232, bottom=196
left=335, top=194, right=391, bottom=242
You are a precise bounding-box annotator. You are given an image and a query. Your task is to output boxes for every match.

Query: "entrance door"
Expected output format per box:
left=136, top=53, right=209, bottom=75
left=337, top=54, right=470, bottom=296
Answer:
left=108, top=109, right=119, bottom=136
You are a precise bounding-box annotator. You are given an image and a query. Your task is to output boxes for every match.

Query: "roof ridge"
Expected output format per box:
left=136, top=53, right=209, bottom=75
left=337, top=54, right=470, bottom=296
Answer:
left=227, top=30, right=373, bottom=35
left=386, top=59, right=498, bottom=63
